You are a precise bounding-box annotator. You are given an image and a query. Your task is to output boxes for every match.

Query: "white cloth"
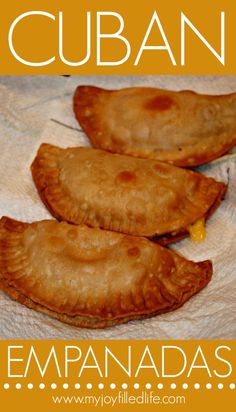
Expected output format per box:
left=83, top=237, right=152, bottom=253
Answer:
left=0, top=75, right=235, bottom=339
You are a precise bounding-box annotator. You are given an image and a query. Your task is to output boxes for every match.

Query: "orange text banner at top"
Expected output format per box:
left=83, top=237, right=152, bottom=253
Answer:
left=0, top=0, right=235, bottom=74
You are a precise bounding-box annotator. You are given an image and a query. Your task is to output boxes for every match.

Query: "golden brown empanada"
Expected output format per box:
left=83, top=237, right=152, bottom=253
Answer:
left=31, top=144, right=226, bottom=243
left=74, top=85, right=236, bottom=167
left=0, top=217, right=212, bottom=328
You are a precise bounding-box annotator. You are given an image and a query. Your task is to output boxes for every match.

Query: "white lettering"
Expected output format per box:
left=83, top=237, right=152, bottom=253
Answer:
left=162, top=346, right=187, bottom=377
left=8, top=346, right=23, bottom=378
left=97, top=12, right=131, bottom=66
left=65, top=346, right=82, bottom=378
left=24, top=346, right=61, bottom=377
left=135, top=11, right=176, bottom=66
left=78, top=346, right=103, bottom=377
left=135, top=346, right=160, bottom=377
left=214, top=346, right=232, bottom=378
left=8, top=11, right=55, bottom=66
left=181, top=11, right=225, bottom=65
left=105, top=346, right=131, bottom=377
left=187, top=346, right=212, bottom=377
left=59, top=11, right=91, bottom=66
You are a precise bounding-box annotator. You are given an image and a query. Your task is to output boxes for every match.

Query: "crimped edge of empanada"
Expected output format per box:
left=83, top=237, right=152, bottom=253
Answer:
left=0, top=216, right=212, bottom=329
left=74, top=85, right=122, bottom=151
left=31, top=143, right=227, bottom=242
left=0, top=268, right=211, bottom=329
left=73, top=85, right=236, bottom=167
left=156, top=181, right=226, bottom=245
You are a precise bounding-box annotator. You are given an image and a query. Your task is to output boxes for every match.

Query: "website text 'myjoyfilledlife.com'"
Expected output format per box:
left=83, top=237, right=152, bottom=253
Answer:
left=52, top=390, right=186, bottom=407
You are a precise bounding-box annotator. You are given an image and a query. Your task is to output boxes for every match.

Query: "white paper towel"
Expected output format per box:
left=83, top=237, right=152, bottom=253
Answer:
left=0, top=75, right=235, bottom=340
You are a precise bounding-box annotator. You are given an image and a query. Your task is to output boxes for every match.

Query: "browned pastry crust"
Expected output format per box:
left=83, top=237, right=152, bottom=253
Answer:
left=0, top=217, right=212, bottom=329
left=155, top=181, right=226, bottom=245
left=31, top=143, right=226, bottom=240
left=73, top=85, right=236, bottom=167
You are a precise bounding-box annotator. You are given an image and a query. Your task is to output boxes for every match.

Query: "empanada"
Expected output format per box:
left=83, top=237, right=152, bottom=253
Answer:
left=73, top=85, right=236, bottom=167
left=0, top=217, right=212, bottom=328
left=31, top=144, right=226, bottom=243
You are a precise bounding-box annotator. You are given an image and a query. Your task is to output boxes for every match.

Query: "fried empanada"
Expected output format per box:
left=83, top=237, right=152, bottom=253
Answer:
left=31, top=144, right=226, bottom=242
left=73, top=85, right=236, bottom=167
left=0, top=217, right=212, bottom=328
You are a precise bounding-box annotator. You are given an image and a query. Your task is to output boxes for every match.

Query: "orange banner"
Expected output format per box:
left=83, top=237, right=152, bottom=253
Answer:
left=0, top=0, right=235, bottom=74
left=0, top=340, right=235, bottom=411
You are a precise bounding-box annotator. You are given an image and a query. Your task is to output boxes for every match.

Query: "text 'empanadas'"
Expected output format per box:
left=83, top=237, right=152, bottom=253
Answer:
left=74, top=85, right=236, bottom=167
left=0, top=217, right=212, bottom=328
left=31, top=144, right=226, bottom=243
